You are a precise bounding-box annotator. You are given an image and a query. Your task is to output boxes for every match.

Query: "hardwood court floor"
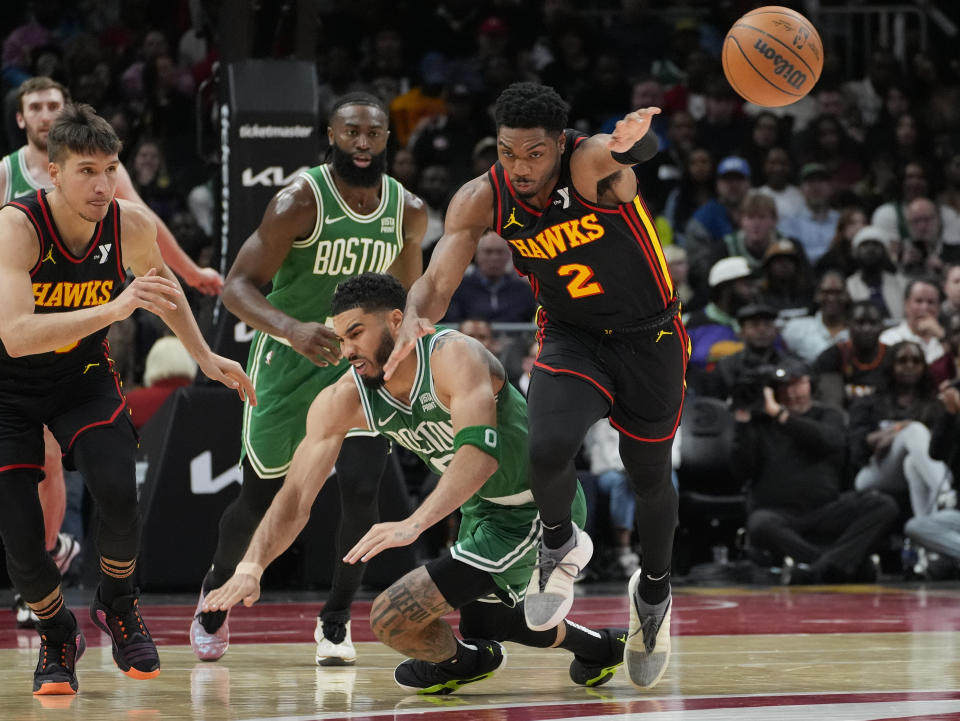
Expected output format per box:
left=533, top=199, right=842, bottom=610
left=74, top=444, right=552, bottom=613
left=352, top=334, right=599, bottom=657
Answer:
left=2, top=583, right=960, bottom=721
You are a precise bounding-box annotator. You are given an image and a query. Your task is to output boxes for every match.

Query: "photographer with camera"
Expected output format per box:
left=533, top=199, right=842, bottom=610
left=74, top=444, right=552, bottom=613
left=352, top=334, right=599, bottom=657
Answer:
left=700, top=303, right=791, bottom=401
left=730, top=358, right=899, bottom=584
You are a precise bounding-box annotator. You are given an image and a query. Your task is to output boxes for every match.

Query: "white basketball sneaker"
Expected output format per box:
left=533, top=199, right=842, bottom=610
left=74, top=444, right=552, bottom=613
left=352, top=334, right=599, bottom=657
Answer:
left=523, top=524, right=593, bottom=631
left=315, top=615, right=356, bottom=666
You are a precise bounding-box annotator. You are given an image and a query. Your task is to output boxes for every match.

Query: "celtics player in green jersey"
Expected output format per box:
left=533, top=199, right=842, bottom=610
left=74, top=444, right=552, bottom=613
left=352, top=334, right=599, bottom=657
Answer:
left=191, top=94, right=426, bottom=665
left=204, top=273, right=626, bottom=694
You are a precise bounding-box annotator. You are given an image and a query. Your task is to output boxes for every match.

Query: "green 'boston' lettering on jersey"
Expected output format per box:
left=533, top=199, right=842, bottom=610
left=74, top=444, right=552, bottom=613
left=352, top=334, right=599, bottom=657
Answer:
left=351, top=328, right=534, bottom=509
left=265, top=164, right=406, bottom=325
left=2, top=147, right=45, bottom=203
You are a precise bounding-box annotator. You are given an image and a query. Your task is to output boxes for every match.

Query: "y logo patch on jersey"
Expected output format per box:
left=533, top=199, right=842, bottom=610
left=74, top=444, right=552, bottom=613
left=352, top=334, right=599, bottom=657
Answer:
left=419, top=392, right=436, bottom=412
left=504, top=207, right=524, bottom=230
left=381, top=216, right=396, bottom=233
left=41, top=247, right=56, bottom=264
left=95, top=244, right=112, bottom=264
left=556, top=187, right=570, bottom=209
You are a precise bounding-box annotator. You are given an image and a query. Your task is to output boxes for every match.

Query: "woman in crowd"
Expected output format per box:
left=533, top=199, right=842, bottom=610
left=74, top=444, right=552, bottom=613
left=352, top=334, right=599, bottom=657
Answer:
left=850, top=341, right=952, bottom=517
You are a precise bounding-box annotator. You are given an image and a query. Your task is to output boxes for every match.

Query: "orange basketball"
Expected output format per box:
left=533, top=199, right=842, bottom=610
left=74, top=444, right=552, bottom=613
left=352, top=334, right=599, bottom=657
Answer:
left=722, top=6, right=824, bottom=107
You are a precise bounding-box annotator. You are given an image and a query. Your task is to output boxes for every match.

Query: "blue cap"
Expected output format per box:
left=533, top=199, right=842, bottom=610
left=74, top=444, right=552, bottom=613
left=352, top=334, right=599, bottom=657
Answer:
left=717, top=156, right=751, bottom=178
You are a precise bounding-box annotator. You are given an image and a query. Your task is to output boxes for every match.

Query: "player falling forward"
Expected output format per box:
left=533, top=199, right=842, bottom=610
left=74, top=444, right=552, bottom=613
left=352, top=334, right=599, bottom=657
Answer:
left=204, top=273, right=626, bottom=695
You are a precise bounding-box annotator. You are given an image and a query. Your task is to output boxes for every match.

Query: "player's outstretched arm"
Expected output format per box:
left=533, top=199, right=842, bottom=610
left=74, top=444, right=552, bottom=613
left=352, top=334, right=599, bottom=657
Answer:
left=570, top=107, right=661, bottom=204
left=204, top=378, right=365, bottom=610
left=347, top=334, right=500, bottom=563
left=0, top=206, right=179, bottom=356
left=222, top=177, right=342, bottom=367
left=118, top=200, right=256, bottom=404
left=383, top=178, right=493, bottom=379
left=114, top=163, right=224, bottom=295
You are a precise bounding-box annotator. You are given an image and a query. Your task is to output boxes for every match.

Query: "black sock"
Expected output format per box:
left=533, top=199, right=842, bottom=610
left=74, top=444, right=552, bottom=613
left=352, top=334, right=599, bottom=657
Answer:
left=638, top=567, right=671, bottom=605
left=205, top=564, right=234, bottom=592
left=558, top=620, right=612, bottom=660
left=99, top=558, right=136, bottom=606
left=197, top=568, right=229, bottom=633
left=34, top=592, right=75, bottom=640
left=542, top=515, right=573, bottom=550
left=437, top=638, right=481, bottom=672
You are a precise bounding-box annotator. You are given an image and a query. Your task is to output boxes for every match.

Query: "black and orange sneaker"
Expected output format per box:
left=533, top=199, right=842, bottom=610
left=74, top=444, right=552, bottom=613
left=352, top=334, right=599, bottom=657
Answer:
left=90, top=590, right=160, bottom=679
left=33, top=614, right=86, bottom=696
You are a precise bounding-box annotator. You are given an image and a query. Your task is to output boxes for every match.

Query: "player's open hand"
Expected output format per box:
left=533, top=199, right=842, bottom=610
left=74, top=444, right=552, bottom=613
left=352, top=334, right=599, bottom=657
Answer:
left=383, top=315, right=434, bottom=380
left=187, top=266, right=225, bottom=296
left=199, top=353, right=258, bottom=405
left=202, top=573, right=261, bottom=611
left=344, top=520, right=421, bottom=564
left=113, top=267, right=181, bottom=320
left=288, top=321, right=341, bottom=367
left=607, top=107, right=661, bottom=152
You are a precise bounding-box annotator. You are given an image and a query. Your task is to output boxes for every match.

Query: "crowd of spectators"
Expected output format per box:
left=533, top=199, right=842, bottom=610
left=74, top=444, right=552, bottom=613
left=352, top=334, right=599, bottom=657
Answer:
left=5, top=0, right=960, bottom=583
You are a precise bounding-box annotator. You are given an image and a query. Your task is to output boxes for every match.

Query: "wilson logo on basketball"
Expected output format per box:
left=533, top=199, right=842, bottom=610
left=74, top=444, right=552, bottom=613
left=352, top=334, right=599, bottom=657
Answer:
left=752, top=39, right=808, bottom=90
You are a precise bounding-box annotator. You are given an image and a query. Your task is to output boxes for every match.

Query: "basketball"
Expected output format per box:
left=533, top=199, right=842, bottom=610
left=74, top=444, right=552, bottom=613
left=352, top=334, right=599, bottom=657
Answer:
left=722, top=6, right=824, bottom=107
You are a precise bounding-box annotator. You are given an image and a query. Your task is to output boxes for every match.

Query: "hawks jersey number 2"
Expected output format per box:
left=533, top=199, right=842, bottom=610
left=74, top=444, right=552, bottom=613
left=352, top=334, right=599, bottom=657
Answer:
left=558, top=263, right=604, bottom=298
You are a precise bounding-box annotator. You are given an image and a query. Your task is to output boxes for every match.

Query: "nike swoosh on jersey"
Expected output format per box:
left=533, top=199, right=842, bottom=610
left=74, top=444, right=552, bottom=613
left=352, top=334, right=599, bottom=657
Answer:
left=378, top=411, right=398, bottom=425
left=325, top=215, right=346, bottom=224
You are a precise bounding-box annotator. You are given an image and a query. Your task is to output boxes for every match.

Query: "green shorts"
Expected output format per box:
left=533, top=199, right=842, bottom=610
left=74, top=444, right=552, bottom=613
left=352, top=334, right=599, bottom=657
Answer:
left=450, top=482, right=588, bottom=605
left=241, top=332, right=374, bottom=478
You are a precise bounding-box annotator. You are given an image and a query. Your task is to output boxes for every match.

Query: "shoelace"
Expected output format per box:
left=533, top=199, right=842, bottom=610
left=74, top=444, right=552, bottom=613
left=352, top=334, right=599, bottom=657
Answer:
left=38, top=635, right=77, bottom=671
left=108, top=601, right=149, bottom=642
left=535, top=551, right=582, bottom=591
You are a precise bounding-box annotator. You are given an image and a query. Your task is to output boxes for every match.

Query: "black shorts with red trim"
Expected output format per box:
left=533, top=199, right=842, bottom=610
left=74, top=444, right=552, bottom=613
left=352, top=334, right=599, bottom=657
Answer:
left=532, top=312, right=689, bottom=442
left=0, top=364, right=132, bottom=476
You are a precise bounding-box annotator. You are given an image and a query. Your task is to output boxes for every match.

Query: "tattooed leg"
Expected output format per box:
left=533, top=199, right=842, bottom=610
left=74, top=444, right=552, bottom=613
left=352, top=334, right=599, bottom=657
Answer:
left=370, top=567, right=457, bottom=661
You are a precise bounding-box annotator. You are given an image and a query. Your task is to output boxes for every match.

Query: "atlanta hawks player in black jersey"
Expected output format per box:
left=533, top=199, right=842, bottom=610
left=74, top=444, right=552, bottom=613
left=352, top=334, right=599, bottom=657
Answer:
left=0, top=103, right=255, bottom=696
left=385, top=82, right=687, bottom=691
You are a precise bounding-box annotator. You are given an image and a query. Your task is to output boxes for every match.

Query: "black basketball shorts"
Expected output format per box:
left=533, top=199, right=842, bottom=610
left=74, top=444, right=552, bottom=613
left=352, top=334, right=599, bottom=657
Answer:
left=531, top=313, right=689, bottom=442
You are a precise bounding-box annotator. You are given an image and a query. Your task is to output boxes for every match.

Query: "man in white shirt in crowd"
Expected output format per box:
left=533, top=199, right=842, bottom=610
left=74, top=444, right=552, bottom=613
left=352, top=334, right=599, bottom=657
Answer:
left=879, top=277, right=947, bottom=365
left=782, top=270, right=851, bottom=363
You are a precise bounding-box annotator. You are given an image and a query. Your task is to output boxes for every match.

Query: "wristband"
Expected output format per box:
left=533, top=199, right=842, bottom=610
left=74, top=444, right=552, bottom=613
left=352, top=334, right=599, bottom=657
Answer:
left=453, top=425, right=500, bottom=461
left=611, top=133, right=659, bottom=165
left=235, top=561, right=264, bottom=581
